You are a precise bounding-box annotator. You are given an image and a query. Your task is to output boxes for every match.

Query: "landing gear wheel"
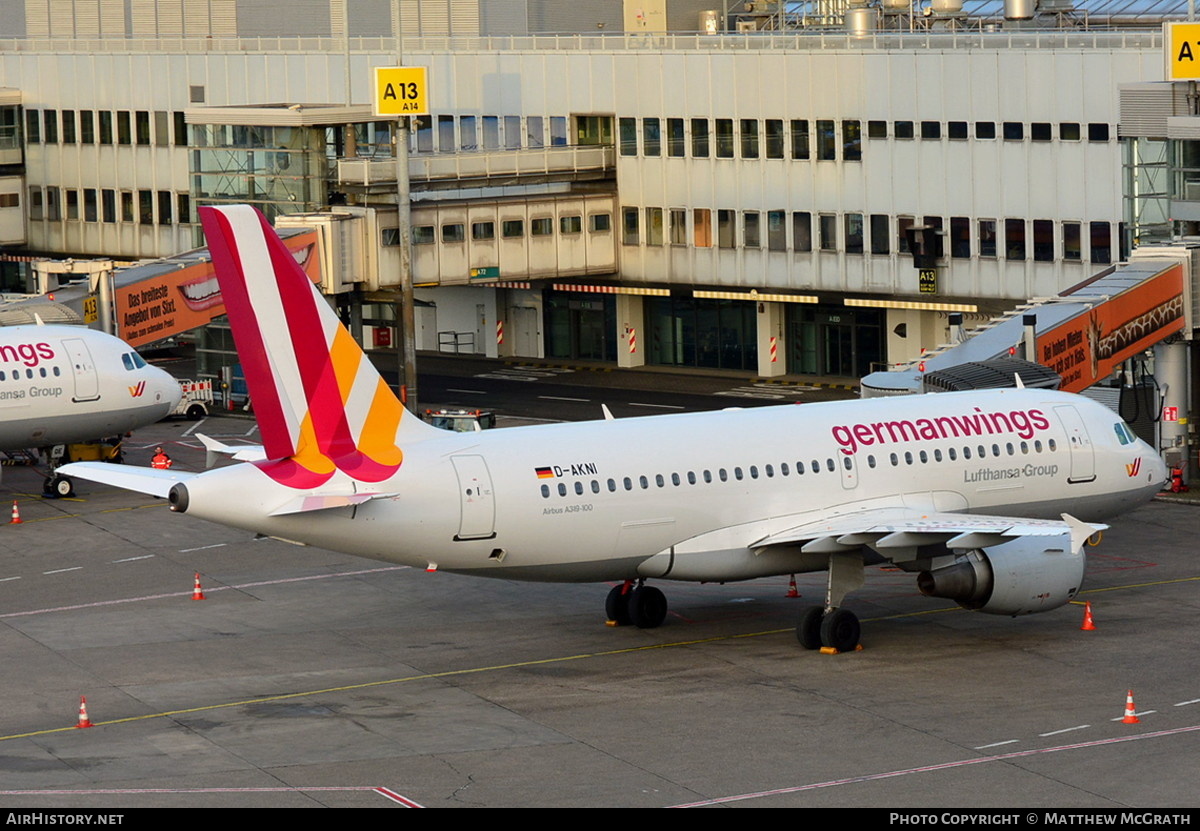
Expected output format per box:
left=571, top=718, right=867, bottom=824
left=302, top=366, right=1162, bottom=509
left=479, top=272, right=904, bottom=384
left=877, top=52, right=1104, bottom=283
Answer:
left=819, top=608, right=860, bottom=653
left=44, top=475, right=74, bottom=498
left=796, top=606, right=824, bottom=650
left=605, top=583, right=632, bottom=626
left=627, top=585, right=668, bottom=629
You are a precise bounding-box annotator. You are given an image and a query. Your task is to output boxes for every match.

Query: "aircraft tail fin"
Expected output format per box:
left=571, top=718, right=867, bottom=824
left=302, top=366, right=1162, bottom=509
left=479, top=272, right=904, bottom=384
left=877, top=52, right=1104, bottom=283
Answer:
left=198, top=205, right=438, bottom=487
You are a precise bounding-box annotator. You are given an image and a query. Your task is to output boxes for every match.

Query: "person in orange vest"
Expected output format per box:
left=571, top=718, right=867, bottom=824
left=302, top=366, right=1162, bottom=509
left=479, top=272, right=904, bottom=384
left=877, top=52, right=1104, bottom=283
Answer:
left=151, top=446, right=173, bottom=470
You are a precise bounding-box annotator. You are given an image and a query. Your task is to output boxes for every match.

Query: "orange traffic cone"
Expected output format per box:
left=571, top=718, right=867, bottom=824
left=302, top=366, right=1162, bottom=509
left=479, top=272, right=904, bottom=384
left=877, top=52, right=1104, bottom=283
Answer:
left=76, top=696, right=93, bottom=729
left=191, top=573, right=205, bottom=601
left=786, top=575, right=800, bottom=598
left=1122, top=690, right=1140, bottom=724
left=1080, top=602, right=1096, bottom=631
left=9, top=501, right=20, bottom=525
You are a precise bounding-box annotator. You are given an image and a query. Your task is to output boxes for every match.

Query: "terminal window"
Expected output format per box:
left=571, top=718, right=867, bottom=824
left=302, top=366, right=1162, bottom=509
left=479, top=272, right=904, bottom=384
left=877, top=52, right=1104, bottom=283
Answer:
left=645, top=208, right=664, bottom=245
left=744, top=211, right=760, bottom=248
left=502, top=220, right=524, bottom=238
left=691, top=119, right=709, bottom=157
left=843, top=121, right=861, bottom=160
left=716, top=119, right=734, bottom=158
left=622, top=208, right=639, bottom=244
left=920, top=121, right=940, bottom=140
left=643, top=118, right=661, bottom=157
left=740, top=119, right=759, bottom=159
left=560, top=216, right=582, bottom=234
left=80, top=111, right=94, bottom=144
left=793, top=213, right=812, bottom=252
left=590, top=213, right=611, bottom=233
left=948, top=122, right=968, bottom=140
left=790, top=120, right=810, bottom=160
left=442, top=223, right=465, bottom=243
left=765, top=120, right=784, bottom=158
left=694, top=209, right=712, bottom=247
left=894, top=121, right=914, bottom=139
left=718, top=210, right=735, bottom=248
left=870, top=215, right=889, bottom=254
left=978, top=220, right=997, bottom=257
left=1088, top=123, right=1110, bottom=142
left=670, top=209, right=687, bottom=245
left=819, top=214, right=837, bottom=251
left=619, top=118, right=637, bottom=155
left=1033, top=220, right=1053, bottom=261
left=1031, top=123, right=1052, bottom=142
left=1003, top=122, right=1023, bottom=140
left=668, top=119, right=685, bottom=157
left=1060, top=123, right=1081, bottom=141
left=1063, top=222, right=1081, bottom=259
left=975, top=122, right=996, bottom=140
left=817, top=121, right=836, bottom=160
left=867, top=121, right=887, bottom=139
left=532, top=217, right=553, bottom=236
left=1004, top=219, right=1025, bottom=259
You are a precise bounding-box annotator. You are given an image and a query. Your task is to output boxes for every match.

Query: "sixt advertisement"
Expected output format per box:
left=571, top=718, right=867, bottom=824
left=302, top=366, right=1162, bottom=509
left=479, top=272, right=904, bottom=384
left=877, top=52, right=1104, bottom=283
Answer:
left=115, top=230, right=321, bottom=347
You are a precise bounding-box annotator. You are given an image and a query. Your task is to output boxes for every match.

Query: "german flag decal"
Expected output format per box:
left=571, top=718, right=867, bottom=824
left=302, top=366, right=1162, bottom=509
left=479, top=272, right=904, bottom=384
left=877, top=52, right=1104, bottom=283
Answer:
left=535, top=466, right=555, bottom=479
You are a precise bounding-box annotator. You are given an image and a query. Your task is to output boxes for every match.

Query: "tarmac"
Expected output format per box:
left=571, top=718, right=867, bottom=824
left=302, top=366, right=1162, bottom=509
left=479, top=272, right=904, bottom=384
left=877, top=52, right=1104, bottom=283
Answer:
left=0, top=353, right=1196, bottom=808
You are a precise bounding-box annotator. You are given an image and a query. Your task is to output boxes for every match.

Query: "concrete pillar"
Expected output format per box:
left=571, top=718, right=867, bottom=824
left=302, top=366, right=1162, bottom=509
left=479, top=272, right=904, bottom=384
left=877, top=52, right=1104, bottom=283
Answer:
left=616, top=294, right=645, bottom=369
left=1155, top=339, right=1190, bottom=467
left=756, top=300, right=786, bottom=378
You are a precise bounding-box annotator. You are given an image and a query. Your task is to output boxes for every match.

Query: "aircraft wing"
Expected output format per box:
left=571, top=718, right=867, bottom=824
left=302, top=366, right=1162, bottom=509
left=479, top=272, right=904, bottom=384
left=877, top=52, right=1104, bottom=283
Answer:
left=753, top=508, right=1105, bottom=561
left=57, top=462, right=195, bottom=499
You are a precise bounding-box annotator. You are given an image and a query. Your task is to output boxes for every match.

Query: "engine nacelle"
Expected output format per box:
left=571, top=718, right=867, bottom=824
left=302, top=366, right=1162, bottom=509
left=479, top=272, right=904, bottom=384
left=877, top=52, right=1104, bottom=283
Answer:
left=917, top=534, right=1085, bottom=616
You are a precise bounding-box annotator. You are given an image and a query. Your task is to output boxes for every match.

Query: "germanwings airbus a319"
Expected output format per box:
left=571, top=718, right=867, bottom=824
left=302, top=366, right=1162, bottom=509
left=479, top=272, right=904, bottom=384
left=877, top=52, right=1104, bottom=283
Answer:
left=0, top=322, right=180, bottom=496
left=60, top=206, right=1167, bottom=652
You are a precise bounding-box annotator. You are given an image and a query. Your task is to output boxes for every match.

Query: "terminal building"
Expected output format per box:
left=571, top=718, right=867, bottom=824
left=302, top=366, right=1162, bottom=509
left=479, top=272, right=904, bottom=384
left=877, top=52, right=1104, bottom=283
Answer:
left=0, top=0, right=1196, bottom=466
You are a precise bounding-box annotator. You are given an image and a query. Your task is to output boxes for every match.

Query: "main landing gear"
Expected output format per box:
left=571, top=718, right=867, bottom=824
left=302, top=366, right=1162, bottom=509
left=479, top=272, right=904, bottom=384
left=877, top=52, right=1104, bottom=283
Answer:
left=796, top=551, right=864, bottom=653
left=606, top=579, right=668, bottom=629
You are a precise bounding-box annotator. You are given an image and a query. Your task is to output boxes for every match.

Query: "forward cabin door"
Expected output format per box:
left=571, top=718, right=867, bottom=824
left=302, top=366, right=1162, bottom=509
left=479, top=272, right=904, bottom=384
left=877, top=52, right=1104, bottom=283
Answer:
left=451, top=455, right=496, bottom=540
left=1054, top=405, right=1096, bottom=483
left=62, top=338, right=100, bottom=402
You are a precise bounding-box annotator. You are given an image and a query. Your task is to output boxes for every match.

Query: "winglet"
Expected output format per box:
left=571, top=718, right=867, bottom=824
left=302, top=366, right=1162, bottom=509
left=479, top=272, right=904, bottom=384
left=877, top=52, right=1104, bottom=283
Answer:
left=1061, top=513, right=1108, bottom=554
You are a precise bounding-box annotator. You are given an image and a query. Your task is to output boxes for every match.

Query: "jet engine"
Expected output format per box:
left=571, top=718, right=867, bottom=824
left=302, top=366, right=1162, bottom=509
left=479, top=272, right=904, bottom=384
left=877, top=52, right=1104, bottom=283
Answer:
left=916, top=535, right=1085, bottom=616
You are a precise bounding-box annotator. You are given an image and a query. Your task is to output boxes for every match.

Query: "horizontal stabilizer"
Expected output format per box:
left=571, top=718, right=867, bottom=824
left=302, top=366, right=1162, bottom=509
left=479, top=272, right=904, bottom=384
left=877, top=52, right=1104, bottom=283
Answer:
left=196, top=433, right=267, bottom=467
left=268, top=490, right=399, bottom=516
left=57, top=462, right=194, bottom=499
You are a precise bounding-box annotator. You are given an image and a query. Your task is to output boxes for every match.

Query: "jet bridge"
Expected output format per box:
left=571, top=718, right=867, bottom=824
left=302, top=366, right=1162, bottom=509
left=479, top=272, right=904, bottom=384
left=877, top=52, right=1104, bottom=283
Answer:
left=861, top=249, right=1196, bottom=475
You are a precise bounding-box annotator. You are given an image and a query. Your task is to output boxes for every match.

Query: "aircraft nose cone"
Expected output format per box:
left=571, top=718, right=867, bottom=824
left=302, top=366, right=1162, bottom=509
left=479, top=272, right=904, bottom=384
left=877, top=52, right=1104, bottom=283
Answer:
left=154, top=368, right=182, bottom=407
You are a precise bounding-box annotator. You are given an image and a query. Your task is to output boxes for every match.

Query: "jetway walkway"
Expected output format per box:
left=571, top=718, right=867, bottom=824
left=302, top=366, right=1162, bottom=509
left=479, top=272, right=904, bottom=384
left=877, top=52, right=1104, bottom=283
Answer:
left=861, top=251, right=1193, bottom=398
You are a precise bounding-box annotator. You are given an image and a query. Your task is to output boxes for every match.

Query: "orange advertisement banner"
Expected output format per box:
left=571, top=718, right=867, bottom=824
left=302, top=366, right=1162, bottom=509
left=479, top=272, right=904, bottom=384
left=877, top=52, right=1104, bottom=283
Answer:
left=1037, top=264, right=1187, bottom=393
left=117, top=230, right=320, bottom=347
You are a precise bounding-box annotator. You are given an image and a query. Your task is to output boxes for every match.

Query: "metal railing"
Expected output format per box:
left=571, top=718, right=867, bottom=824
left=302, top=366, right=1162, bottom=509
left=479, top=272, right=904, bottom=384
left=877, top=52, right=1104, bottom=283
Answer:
left=338, top=144, right=615, bottom=186
left=0, top=28, right=1163, bottom=55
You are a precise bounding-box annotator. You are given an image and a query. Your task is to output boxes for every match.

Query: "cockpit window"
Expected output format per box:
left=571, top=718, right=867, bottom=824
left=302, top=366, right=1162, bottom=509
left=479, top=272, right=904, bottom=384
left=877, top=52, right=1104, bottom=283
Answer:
left=1113, top=422, right=1136, bottom=445
left=123, top=351, right=148, bottom=371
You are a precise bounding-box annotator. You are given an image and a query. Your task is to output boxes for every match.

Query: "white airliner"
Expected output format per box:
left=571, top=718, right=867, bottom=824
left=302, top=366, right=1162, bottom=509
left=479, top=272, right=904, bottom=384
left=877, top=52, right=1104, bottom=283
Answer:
left=60, top=206, right=1168, bottom=651
left=0, top=322, right=181, bottom=496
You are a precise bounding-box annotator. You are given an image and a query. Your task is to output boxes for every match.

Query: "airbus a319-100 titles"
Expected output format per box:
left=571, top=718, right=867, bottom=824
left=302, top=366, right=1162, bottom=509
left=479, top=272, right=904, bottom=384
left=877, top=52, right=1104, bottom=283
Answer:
left=60, top=206, right=1168, bottom=652
left=0, top=322, right=181, bottom=496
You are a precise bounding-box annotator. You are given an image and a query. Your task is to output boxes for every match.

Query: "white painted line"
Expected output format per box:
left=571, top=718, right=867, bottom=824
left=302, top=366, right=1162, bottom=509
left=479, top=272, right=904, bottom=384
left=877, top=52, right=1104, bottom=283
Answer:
left=244, top=424, right=258, bottom=436
left=1175, top=699, right=1200, bottom=707
left=1039, top=725, right=1090, bottom=737
left=627, top=402, right=685, bottom=409
left=446, top=388, right=487, bottom=394
left=0, top=576, right=20, bottom=582
left=111, top=555, right=155, bottom=563
left=43, top=567, right=83, bottom=575
left=180, top=543, right=227, bottom=553
left=475, top=373, right=537, bottom=382
left=673, top=725, right=1200, bottom=808
left=181, top=417, right=207, bottom=437
left=1111, top=711, right=1156, bottom=720
left=538, top=395, right=589, bottom=402
left=973, top=740, right=1019, bottom=749
left=0, top=565, right=409, bottom=619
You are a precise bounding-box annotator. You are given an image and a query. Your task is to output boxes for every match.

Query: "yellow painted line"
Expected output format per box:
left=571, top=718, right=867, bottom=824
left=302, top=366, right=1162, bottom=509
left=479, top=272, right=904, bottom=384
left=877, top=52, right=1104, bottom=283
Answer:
left=4, top=573, right=1199, bottom=745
